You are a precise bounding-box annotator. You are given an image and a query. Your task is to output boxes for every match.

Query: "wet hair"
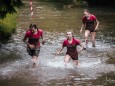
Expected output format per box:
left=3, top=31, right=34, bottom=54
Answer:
left=84, top=9, right=90, bottom=13
left=29, top=24, right=38, bottom=29
left=66, top=31, right=74, bottom=38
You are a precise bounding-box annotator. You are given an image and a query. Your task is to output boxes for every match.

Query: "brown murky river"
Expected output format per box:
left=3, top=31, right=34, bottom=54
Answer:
left=0, top=0, right=115, bottom=86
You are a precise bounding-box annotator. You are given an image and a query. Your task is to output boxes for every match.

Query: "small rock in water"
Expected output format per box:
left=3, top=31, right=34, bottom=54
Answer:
left=74, top=78, right=81, bottom=81
left=69, top=75, right=75, bottom=78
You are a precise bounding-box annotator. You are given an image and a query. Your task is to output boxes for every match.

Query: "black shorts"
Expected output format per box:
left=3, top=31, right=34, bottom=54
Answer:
left=27, top=47, right=40, bottom=57
left=66, top=52, right=78, bottom=60
left=71, top=56, right=78, bottom=60
left=85, top=27, right=96, bottom=32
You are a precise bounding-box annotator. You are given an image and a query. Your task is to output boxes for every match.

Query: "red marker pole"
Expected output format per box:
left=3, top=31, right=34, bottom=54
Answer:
left=30, top=0, right=33, bottom=19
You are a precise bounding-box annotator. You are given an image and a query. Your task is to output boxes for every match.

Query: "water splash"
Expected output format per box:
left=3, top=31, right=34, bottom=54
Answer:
left=47, top=57, right=75, bottom=68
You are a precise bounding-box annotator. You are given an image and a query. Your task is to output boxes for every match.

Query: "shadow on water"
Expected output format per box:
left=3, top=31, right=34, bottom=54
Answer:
left=106, top=51, right=115, bottom=65
left=0, top=0, right=115, bottom=86
left=0, top=51, right=21, bottom=64
left=91, top=72, right=115, bottom=86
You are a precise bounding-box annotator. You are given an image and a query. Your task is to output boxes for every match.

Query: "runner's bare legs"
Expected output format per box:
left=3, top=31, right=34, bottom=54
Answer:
left=73, top=60, right=78, bottom=65
left=32, top=56, right=38, bottom=68
left=64, top=55, right=70, bottom=66
left=91, top=32, right=96, bottom=47
left=84, top=30, right=90, bottom=48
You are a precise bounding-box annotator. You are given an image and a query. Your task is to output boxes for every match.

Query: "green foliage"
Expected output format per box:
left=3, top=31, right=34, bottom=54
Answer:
left=0, top=0, right=23, bottom=42
left=0, top=0, right=23, bottom=19
left=0, top=13, right=17, bottom=41
left=0, top=14, right=17, bottom=32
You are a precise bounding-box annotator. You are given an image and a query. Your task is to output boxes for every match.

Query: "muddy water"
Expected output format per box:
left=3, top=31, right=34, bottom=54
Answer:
left=0, top=1, right=115, bottom=86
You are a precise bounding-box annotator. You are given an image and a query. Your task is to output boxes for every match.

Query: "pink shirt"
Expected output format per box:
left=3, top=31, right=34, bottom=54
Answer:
left=82, top=14, right=96, bottom=30
left=24, top=29, right=43, bottom=47
left=63, top=38, right=80, bottom=53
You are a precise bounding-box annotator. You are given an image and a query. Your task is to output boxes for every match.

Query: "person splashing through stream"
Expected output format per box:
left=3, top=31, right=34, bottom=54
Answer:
left=23, top=24, right=45, bottom=68
left=80, top=9, right=99, bottom=49
left=56, top=31, right=84, bottom=66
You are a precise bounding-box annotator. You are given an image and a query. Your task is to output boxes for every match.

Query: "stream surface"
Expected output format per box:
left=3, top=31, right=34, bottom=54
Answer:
left=0, top=0, right=115, bottom=86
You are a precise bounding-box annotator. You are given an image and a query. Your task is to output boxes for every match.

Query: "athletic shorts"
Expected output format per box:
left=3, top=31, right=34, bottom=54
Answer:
left=85, top=28, right=96, bottom=32
left=66, top=52, right=78, bottom=60
left=71, top=56, right=78, bottom=60
left=27, top=47, right=40, bottom=57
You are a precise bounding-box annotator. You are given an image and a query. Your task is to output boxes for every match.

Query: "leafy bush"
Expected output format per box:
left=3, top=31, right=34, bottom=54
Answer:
left=0, top=13, right=17, bottom=42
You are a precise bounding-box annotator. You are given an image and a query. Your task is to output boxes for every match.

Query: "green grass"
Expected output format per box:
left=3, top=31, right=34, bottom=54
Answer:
left=0, top=13, right=17, bottom=33
left=0, top=13, right=17, bottom=42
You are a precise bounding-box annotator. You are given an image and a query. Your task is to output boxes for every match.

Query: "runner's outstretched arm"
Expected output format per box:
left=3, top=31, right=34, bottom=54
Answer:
left=41, top=32, right=45, bottom=45
left=23, top=36, right=28, bottom=45
left=80, top=24, right=85, bottom=34
left=56, top=46, right=64, bottom=56
left=95, top=19, right=99, bottom=31
left=78, top=43, right=84, bottom=52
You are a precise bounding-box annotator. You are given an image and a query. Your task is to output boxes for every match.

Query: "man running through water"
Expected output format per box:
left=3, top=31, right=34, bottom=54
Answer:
left=56, top=31, right=84, bottom=65
left=80, top=9, right=99, bottom=48
left=23, top=24, right=45, bottom=67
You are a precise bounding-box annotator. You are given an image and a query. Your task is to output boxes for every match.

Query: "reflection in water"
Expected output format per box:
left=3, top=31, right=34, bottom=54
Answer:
left=0, top=0, right=115, bottom=86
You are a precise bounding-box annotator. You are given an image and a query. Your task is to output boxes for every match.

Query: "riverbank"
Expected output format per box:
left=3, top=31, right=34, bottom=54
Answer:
left=39, top=0, right=88, bottom=8
left=0, top=13, right=17, bottom=43
left=0, top=1, right=115, bottom=86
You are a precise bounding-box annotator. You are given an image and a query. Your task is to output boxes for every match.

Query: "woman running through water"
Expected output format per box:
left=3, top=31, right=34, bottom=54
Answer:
left=56, top=31, right=84, bottom=65
left=80, top=9, right=99, bottom=48
left=23, top=24, right=45, bottom=67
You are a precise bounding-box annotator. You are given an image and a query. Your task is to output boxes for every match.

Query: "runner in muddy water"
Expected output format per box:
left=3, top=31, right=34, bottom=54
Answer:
left=80, top=9, right=99, bottom=49
left=56, top=31, right=84, bottom=65
left=23, top=24, right=45, bottom=67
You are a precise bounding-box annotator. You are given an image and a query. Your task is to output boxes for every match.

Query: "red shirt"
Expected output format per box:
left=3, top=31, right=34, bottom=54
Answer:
left=82, top=14, right=96, bottom=30
left=63, top=38, right=80, bottom=54
left=24, top=29, right=43, bottom=47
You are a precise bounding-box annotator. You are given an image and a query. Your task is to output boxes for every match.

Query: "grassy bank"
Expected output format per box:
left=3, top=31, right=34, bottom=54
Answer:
left=0, top=13, right=17, bottom=42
